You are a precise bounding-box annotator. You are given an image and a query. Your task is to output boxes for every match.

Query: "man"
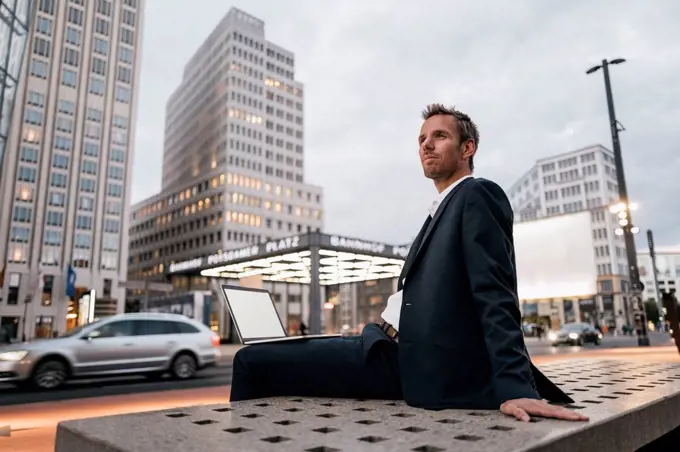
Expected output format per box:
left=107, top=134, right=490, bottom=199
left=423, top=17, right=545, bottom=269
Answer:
left=230, top=104, right=587, bottom=423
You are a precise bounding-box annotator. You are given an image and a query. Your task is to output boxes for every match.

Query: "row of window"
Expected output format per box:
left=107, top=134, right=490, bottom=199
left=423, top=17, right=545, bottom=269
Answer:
left=11, top=224, right=119, bottom=251
left=540, top=151, right=601, bottom=173
left=132, top=172, right=322, bottom=221
left=12, top=203, right=121, bottom=230
left=18, top=151, right=124, bottom=178
left=7, top=240, right=120, bottom=270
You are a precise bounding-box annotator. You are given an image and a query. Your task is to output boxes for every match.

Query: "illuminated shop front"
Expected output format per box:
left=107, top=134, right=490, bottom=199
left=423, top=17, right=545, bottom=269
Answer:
left=164, top=232, right=408, bottom=340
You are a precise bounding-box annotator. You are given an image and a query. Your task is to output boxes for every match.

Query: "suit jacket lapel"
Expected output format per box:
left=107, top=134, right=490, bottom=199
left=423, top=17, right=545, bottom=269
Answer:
left=398, top=216, right=431, bottom=289
left=403, top=177, right=472, bottom=281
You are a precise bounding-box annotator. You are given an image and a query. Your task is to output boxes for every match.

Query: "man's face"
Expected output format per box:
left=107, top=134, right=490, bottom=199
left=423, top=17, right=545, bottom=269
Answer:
left=418, top=114, right=472, bottom=182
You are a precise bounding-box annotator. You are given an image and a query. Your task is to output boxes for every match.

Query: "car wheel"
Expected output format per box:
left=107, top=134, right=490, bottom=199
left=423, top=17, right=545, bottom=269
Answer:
left=171, top=353, right=197, bottom=380
left=594, top=337, right=601, bottom=345
left=32, top=359, right=68, bottom=390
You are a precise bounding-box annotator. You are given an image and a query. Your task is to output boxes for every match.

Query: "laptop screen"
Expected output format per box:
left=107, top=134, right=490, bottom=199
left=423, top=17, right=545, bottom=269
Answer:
left=221, top=286, right=286, bottom=341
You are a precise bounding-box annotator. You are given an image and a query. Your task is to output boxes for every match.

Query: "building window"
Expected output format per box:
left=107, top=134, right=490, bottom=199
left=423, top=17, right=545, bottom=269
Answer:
left=50, top=172, right=67, bottom=188
left=75, top=233, right=91, bottom=249
left=33, top=37, right=51, bottom=57
left=58, top=100, right=75, bottom=115
left=97, top=0, right=112, bottom=16
left=115, top=85, right=130, bottom=103
left=87, top=108, right=103, bottom=122
left=17, top=166, right=37, bottom=183
left=79, top=178, right=96, bottom=193
left=120, top=28, right=134, bottom=45
left=102, top=234, right=118, bottom=251
left=55, top=136, right=72, bottom=150
left=52, top=154, right=69, bottom=169
left=10, top=227, right=30, bottom=243
left=76, top=215, right=93, bottom=230
left=118, top=45, right=133, bottom=64
left=104, top=218, right=119, bottom=233
left=67, top=6, right=83, bottom=25
left=122, top=9, right=135, bottom=26
left=65, top=26, right=80, bottom=45
left=116, top=66, right=132, bottom=83
left=105, top=200, right=121, bottom=215
left=95, top=18, right=109, bottom=36
left=113, top=115, right=128, bottom=129
left=48, top=192, right=65, bottom=206
left=89, top=76, right=105, bottom=95
left=110, top=149, right=124, bottom=162
left=93, top=37, right=108, bottom=55
left=27, top=91, right=45, bottom=107
left=84, top=142, right=99, bottom=157
left=30, top=59, right=49, bottom=78
left=79, top=196, right=94, bottom=212
left=20, top=147, right=38, bottom=163
left=92, top=57, right=107, bottom=75
left=13, top=206, right=33, bottom=223
left=44, top=230, right=62, bottom=246
left=62, top=47, right=79, bottom=66
left=46, top=211, right=64, bottom=226
left=38, top=0, right=55, bottom=15
left=6, top=273, right=21, bottom=303
left=107, top=183, right=122, bottom=197
left=81, top=160, right=98, bottom=174
left=108, top=166, right=124, bottom=180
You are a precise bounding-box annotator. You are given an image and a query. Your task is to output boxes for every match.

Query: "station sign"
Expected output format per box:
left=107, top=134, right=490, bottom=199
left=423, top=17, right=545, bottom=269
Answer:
left=168, top=235, right=303, bottom=274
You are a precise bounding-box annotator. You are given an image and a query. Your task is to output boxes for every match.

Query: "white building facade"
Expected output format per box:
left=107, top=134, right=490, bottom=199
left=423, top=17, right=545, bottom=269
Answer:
left=507, top=145, right=633, bottom=330
left=0, top=0, right=144, bottom=340
left=127, top=8, right=323, bottom=287
left=638, top=246, right=680, bottom=303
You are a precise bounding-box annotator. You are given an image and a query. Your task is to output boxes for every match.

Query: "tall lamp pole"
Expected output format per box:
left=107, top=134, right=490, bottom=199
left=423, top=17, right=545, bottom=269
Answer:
left=586, top=58, right=650, bottom=346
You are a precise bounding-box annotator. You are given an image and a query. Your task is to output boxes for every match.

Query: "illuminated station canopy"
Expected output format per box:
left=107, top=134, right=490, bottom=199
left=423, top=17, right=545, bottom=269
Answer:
left=167, top=233, right=410, bottom=285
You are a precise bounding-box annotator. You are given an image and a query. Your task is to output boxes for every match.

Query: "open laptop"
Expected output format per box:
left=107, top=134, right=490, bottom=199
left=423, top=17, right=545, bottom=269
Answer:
left=220, top=284, right=342, bottom=345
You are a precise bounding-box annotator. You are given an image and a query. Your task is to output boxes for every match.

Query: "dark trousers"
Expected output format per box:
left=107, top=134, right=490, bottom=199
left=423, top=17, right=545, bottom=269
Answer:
left=230, top=324, right=402, bottom=402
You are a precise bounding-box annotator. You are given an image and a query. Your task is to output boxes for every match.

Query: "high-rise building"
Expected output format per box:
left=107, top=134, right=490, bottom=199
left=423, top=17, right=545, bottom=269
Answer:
left=0, top=0, right=144, bottom=340
left=507, top=144, right=633, bottom=329
left=127, top=8, right=323, bottom=287
left=0, top=0, right=33, bottom=166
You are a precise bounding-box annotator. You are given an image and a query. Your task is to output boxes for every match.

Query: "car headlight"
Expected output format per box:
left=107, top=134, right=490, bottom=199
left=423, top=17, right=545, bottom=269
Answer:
left=597, top=333, right=603, bottom=339
left=547, top=332, right=557, bottom=341
left=0, top=350, right=29, bottom=362
left=568, top=333, right=579, bottom=340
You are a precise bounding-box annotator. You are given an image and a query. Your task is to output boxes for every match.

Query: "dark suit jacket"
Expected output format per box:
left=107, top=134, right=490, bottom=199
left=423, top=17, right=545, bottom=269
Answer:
left=364, top=177, right=572, bottom=410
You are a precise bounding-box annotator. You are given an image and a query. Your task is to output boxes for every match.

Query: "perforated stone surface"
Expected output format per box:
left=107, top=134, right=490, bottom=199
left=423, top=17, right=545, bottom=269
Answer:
left=55, top=360, right=680, bottom=452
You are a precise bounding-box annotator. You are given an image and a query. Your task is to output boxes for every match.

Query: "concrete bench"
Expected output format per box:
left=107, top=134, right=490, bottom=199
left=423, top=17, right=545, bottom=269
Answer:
left=55, top=359, right=680, bottom=452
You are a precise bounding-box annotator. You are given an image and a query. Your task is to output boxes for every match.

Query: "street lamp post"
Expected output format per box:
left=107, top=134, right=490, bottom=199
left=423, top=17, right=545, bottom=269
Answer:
left=647, top=229, right=665, bottom=326
left=587, top=58, right=650, bottom=346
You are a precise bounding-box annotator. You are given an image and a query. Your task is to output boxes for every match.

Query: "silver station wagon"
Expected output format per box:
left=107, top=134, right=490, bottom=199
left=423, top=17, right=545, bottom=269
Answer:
left=0, top=312, right=220, bottom=390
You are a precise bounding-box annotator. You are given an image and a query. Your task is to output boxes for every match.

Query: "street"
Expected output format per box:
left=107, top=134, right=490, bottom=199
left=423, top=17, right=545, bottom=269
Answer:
left=525, top=331, right=672, bottom=356
left=0, top=334, right=676, bottom=452
left=0, top=333, right=672, bottom=406
left=0, top=366, right=231, bottom=406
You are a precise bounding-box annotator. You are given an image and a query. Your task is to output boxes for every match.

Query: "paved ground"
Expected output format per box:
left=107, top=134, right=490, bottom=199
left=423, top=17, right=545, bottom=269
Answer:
left=2, top=341, right=679, bottom=452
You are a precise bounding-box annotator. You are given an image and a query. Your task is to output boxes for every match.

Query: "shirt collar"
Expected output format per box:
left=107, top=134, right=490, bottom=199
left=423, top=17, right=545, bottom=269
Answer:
left=428, top=175, right=474, bottom=217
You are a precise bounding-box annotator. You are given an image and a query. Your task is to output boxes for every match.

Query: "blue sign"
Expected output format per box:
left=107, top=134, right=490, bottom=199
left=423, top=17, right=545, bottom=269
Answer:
left=66, top=265, right=76, bottom=298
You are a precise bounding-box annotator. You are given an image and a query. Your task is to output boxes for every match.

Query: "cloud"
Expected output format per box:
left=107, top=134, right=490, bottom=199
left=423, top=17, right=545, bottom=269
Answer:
left=132, top=0, right=680, bottom=246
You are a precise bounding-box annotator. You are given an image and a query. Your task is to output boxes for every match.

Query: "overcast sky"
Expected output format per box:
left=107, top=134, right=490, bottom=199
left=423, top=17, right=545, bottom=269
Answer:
left=131, top=0, right=680, bottom=247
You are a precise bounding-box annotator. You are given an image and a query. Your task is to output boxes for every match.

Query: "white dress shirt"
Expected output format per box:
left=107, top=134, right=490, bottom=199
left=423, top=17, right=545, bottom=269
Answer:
left=380, top=175, right=474, bottom=331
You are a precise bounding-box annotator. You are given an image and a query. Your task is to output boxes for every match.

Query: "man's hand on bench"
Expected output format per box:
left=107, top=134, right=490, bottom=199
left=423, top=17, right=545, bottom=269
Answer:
left=500, top=398, right=590, bottom=422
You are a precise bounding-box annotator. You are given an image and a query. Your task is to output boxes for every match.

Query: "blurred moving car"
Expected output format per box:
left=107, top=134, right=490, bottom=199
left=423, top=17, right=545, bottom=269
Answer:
left=0, top=313, right=220, bottom=390
left=547, top=322, right=603, bottom=347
